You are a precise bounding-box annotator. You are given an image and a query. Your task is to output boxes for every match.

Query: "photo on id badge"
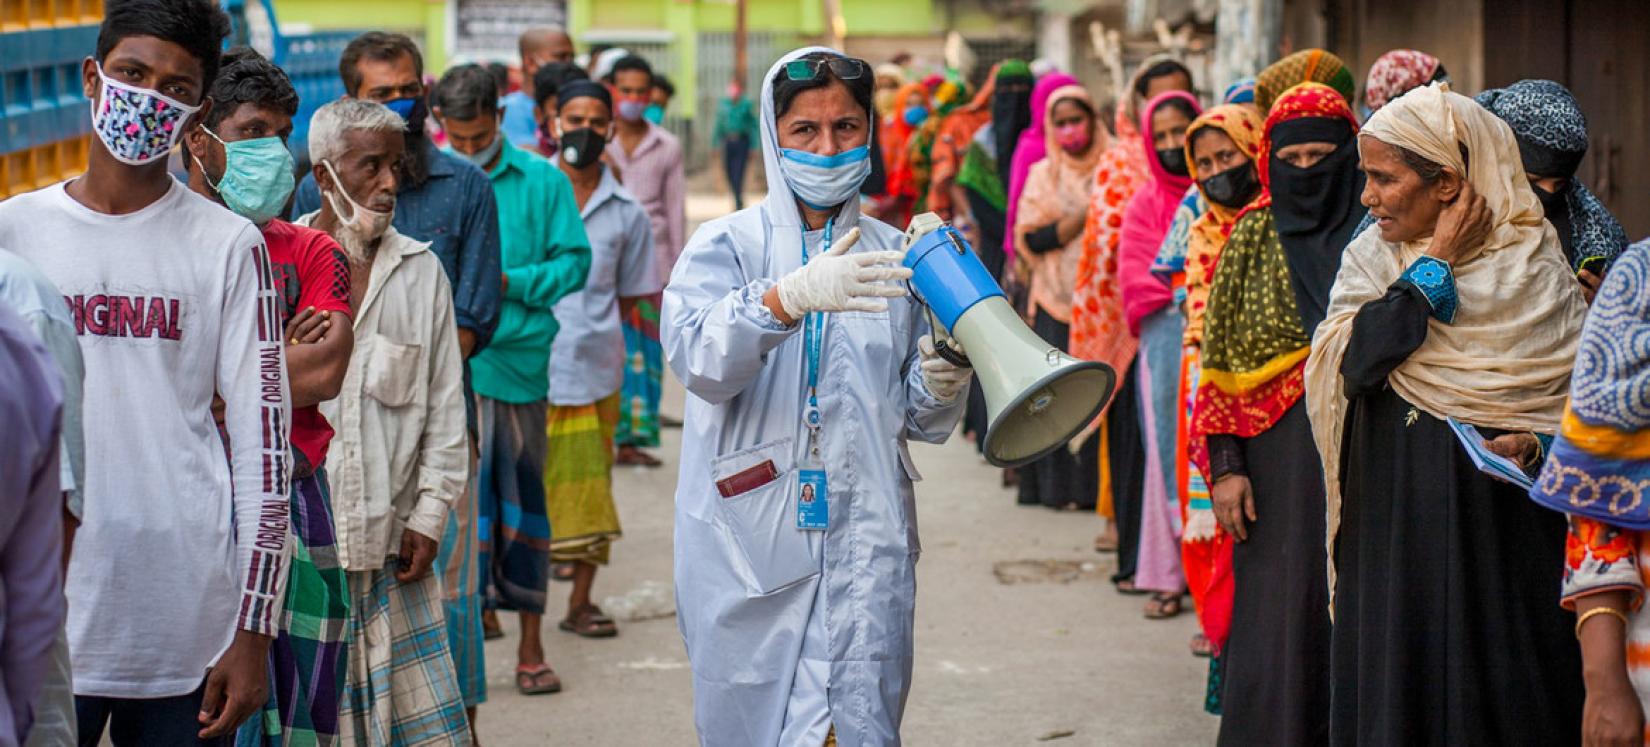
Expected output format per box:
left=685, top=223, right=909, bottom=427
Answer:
left=798, top=468, right=828, bottom=530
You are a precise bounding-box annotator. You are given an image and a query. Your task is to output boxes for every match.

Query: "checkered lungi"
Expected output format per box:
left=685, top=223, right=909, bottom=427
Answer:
left=338, top=568, right=470, bottom=746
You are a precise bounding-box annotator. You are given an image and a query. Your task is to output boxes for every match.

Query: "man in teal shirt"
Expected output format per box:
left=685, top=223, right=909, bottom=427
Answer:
left=433, top=64, right=590, bottom=707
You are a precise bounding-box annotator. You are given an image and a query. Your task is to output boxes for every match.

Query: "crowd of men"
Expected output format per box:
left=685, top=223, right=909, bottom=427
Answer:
left=0, top=1, right=684, bottom=744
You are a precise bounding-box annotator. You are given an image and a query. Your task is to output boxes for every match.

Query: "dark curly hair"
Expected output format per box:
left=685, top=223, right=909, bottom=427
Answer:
left=203, top=47, right=299, bottom=131
left=96, top=0, right=232, bottom=93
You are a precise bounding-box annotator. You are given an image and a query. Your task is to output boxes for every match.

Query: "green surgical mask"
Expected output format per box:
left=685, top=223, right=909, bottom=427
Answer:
left=195, top=127, right=295, bottom=225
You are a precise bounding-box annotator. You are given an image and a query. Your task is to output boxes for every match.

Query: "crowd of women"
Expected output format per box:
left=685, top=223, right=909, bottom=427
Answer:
left=862, top=46, right=1650, bottom=745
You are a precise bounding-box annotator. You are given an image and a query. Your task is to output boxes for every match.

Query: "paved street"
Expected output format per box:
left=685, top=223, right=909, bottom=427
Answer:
left=475, top=188, right=1219, bottom=746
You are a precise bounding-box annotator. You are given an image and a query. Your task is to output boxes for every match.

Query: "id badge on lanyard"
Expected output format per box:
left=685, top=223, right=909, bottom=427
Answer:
left=797, top=220, right=832, bottom=531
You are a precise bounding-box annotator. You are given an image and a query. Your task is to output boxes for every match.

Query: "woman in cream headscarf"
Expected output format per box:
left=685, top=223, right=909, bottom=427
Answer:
left=1305, top=82, right=1588, bottom=743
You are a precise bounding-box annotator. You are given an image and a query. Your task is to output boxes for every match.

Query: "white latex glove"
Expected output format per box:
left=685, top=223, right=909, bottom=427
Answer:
left=776, top=227, right=912, bottom=318
left=918, top=336, right=972, bottom=402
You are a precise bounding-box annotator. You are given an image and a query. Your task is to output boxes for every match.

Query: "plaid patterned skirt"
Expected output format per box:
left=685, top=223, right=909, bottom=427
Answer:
left=237, top=469, right=351, bottom=747
left=616, top=295, right=663, bottom=448
left=339, top=568, right=469, bottom=746
left=545, top=394, right=623, bottom=565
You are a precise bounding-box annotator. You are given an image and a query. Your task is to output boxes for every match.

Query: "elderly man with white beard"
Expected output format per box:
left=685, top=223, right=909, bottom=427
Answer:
left=295, top=98, right=473, bottom=744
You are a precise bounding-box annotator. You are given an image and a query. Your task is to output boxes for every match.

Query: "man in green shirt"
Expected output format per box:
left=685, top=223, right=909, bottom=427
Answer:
left=432, top=64, right=591, bottom=703
left=713, top=78, right=760, bottom=209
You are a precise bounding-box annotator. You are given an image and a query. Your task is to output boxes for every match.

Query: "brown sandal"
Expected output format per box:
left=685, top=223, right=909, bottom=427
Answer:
left=1144, top=592, right=1186, bottom=619
left=559, top=604, right=619, bottom=638
left=515, top=663, right=562, bottom=695
left=615, top=446, right=663, bottom=467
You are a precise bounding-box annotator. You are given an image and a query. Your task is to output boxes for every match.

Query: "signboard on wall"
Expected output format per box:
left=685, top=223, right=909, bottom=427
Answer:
left=454, top=0, right=567, bottom=61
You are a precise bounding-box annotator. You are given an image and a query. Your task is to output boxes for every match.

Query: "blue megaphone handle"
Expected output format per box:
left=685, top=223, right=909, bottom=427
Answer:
left=901, top=225, right=1007, bottom=332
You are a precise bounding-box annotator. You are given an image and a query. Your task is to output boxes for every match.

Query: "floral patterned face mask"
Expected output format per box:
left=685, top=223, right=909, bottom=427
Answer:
left=90, top=64, right=201, bottom=165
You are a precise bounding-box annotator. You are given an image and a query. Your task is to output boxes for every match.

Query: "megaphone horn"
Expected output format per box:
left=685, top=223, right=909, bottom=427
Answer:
left=901, top=212, right=1116, bottom=468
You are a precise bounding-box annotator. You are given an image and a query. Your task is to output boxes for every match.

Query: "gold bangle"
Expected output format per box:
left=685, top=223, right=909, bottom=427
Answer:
left=1576, top=606, right=1631, bottom=639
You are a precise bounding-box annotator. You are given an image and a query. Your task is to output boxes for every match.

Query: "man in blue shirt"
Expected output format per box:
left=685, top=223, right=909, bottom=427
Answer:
left=502, top=27, right=575, bottom=149
left=290, top=32, right=501, bottom=361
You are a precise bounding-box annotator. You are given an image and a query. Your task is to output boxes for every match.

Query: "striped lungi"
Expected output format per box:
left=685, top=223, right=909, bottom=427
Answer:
left=616, top=294, right=663, bottom=449
left=477, top=397, right=552, bottom=611
left=437, top=425, right=486, bottom=710
left=545, top=393, right=623, bottom=565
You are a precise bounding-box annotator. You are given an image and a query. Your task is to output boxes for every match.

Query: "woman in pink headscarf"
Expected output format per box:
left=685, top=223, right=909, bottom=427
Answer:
left=1003, top=73, right=1080, bottom=263
left=1119, top=89, right=1202, bottom=617
left=1011, top=80, right=1106, bottom=512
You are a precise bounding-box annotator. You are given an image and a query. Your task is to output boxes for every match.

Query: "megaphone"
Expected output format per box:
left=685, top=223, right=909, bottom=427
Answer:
left=901, top=213, right=1116, bottom=468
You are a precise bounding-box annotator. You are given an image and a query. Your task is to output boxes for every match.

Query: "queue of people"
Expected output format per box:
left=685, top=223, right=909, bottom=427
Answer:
left=853, top=40, right=1644, bottom=747
left=0, top=1, right=687, bottom=744
left=1, top=1, right=1648, bottom=744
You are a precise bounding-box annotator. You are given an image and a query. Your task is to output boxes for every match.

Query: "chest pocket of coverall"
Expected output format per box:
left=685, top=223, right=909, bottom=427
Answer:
left=710, top=436, right=821, bottom=596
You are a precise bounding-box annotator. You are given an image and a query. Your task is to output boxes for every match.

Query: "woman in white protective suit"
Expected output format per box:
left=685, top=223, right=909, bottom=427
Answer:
left=662, top=47, right=972, bottom=746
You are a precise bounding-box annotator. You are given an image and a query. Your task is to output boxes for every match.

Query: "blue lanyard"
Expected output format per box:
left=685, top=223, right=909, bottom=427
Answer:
left=800, top=219, right=833, bottom=416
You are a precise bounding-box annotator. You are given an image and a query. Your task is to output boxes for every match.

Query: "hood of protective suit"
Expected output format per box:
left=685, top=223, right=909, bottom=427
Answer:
left=758, top=46, right=874, bottom=234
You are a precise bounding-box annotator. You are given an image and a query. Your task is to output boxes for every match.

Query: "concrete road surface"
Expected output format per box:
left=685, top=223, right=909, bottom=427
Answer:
left=475, top=385, right=1218, bottom=746
left=474, top=188, right=1218, bottom=745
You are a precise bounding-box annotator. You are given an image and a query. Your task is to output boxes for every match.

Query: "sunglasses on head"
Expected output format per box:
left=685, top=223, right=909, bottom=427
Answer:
left=784, top=57, right=870, bottom=83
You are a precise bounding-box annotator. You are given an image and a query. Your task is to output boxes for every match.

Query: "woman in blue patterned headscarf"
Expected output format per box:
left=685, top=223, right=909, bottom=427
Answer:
left=1529, top=236, right=1650, bottom=746
left=1476, top=79, right=1629, bottom=301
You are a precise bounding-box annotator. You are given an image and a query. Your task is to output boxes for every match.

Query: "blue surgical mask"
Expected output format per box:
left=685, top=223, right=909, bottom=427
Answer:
left=643, top=103, right=665, bottom=124
left=777, top=144, right=872, bottom=210
left=193, top=126, right=295, bottom=225
left=903, top=105, right=928, bottom=127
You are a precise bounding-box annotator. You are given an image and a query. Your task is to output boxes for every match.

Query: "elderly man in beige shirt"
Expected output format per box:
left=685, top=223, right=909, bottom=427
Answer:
left=299, top=98, right=472, bottom=745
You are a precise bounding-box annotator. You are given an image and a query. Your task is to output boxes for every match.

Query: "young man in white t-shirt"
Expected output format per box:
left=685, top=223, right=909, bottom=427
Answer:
left=0, top=1, right=292, bottom=743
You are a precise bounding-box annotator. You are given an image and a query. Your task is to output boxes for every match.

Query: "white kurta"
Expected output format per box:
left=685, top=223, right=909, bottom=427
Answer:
left=662, top=47, right=965, bottom=747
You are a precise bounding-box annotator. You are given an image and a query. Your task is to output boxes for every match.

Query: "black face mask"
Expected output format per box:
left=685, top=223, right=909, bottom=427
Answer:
left=1199, top=163, right=1260, bottom=209
left=1532, top=182, right=1576, bottom=262
left=1533, top=183, right=1568, bottom=218
left=559, top=127, right=607, bottom=170
left=1157, top=147, right=1189, bottom=177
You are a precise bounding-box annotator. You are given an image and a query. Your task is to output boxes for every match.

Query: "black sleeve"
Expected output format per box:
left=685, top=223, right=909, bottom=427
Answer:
left=1340, top=280, right=1433, bottom=398
left=1024, top=222, right=1064, bottom=254
left=1206, top=434, right=1247, bottom=481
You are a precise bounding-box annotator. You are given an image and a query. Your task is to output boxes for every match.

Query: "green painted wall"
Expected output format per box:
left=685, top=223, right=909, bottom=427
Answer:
left=271, top=0, right=947, bottom=113
left=840, top=0, right=937, bottom=36
left=273, top=0, right=448, bottom=73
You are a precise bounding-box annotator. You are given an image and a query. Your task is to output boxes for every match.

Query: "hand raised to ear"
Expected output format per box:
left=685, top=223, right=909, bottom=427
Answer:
left=1425, top=179, right=1492, bottom=266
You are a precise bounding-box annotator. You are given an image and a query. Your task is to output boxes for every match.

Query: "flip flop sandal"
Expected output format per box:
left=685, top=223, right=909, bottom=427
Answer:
left=515, top=663, right=563, bottom=695
left=1189, top=633, right=1216, bottom=658
left=560, top=604, right=619, bottom=638
left=552, top=562, right=577, bottom=582
left=1144, top=592, right=1186, bottom=620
